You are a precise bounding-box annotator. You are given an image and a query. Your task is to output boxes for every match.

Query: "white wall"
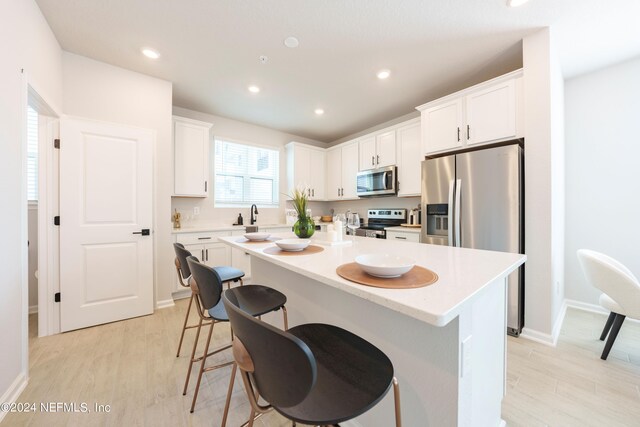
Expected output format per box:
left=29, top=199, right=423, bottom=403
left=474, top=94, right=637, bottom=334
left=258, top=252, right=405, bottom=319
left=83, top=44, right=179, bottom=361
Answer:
left=171, top=106, right=325, bottom=228
left=521, top=28, right=566, bottom=342
left=0, top=0, right=62, bottom=411
left=62, top=52, right=175, bottom=307
left=565, top=56, right=640, bottom=305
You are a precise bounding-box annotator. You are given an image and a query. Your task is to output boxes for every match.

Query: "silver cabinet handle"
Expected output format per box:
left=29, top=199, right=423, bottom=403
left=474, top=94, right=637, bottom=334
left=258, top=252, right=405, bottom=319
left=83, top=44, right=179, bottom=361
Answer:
left=201, top=249, right=204, bottom=260
left=395, top=236, right=407, bottom=240
left=312, top=188, right=315, bottom=197
left=377, top=155, right=380, bottom=164
left=198, top=237, right=211, bottom=240
left=371, top=156, right=375, bottom=166
left=457, top=127, right=460, bottom=142
left=205, top=248, right=209, bottom=261
left=338, top=188, right=340, bottom=197
left=467, top=125, right=470, bottom=140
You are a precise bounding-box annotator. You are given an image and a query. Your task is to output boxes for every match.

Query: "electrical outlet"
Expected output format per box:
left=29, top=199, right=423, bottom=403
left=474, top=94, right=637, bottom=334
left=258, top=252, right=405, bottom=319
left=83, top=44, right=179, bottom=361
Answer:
left=193, top=207, right=200, bottom=216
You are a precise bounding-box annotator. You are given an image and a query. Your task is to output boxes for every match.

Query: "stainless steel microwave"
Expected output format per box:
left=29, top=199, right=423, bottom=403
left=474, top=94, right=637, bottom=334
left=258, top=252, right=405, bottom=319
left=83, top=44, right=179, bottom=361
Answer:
left=356, top=166, right=397, bottom=197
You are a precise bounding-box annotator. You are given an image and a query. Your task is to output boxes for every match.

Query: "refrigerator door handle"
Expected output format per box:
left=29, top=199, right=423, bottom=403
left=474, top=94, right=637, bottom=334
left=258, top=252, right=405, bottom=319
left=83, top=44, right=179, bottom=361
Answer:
left=448, top=179, right=455, bottom=246
left=455, top=179, right=462, bottom=247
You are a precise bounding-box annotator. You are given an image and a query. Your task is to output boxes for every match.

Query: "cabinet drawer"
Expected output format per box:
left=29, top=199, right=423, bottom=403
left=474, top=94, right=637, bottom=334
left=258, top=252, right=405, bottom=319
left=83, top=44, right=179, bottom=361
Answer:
left=176, top=231, right=231, bottom=245
left=387, top=232, right=420, bottom=243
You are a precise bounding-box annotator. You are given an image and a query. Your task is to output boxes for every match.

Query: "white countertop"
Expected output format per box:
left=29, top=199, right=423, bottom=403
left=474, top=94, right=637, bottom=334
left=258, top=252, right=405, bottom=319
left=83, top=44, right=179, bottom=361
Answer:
left=219, top=234, right=526, bottom=327
left=385, top=226, right=421, bottom=233
left=172, top=223, right=292, bottom=234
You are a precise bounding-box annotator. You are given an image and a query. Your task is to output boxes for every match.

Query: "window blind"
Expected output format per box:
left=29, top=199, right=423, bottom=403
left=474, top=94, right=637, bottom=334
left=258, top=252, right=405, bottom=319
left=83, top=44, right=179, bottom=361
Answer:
left=27, top=106, right=38, bottom=201
left=214, top=138, right=279, bottom=207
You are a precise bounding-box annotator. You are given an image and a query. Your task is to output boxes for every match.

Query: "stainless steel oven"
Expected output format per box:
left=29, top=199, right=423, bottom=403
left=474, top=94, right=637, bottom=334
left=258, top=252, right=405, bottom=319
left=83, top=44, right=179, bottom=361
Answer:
left=356, top=166, right=397, bottom=197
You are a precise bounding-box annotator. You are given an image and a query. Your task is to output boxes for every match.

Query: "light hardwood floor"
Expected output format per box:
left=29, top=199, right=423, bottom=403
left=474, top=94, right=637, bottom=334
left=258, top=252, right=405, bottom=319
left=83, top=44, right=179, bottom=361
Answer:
left=3, top=302, right=640, bottom=427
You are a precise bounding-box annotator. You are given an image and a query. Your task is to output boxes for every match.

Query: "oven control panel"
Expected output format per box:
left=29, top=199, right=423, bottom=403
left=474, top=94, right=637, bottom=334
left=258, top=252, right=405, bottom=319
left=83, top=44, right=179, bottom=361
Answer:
left=367, top=209, right=407, bottom=220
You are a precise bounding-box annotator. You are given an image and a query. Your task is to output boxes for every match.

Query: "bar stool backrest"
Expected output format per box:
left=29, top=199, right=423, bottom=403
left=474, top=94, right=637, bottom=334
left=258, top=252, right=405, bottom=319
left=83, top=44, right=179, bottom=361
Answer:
left=187, top=256, right=223, bottom=310
left=173, top=243, right=193, bottom=280
left=223, top=288, right=317, bottom=408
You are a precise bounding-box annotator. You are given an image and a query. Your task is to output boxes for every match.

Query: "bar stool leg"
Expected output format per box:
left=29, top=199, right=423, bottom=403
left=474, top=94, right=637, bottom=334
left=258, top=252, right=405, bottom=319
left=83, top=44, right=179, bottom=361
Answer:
left=176, top=293, right=195, bottom=357
left=282, top=305, right=289, bottom=330
left=190, top=320, right=216, bottom=413
left=183, top=316, right=203, bottom=396
left=221, top=363, right=237, bottom=427
left=393, top=377, right=402, bottom=427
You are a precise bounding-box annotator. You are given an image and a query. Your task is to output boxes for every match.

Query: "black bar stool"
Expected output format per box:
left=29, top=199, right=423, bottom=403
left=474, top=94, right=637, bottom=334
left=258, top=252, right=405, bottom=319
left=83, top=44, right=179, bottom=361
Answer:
left=173, top=243, right=245, bottom=357
left=184, top=256, right=288, bottom=418
left=222, top=287, right=402, bottom=427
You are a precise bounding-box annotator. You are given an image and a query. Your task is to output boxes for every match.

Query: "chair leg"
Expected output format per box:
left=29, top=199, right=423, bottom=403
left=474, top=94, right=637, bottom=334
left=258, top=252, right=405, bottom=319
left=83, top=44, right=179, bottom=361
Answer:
left=183, top=316, right=203, bottom=395
left=247, top=409, right=256, bottom=427
left=221, top=363, right=237, bottom=427
left=599, top=311, right=616, bottom=341
left=601, top=313, right=625, bottom=360
left=177, top=293, right=195, bottom=357
left=191, top=320, right=216, bottom=413
left=282, top=305, right=289, bottom=330
left=393, top=377, right=402, bottom=427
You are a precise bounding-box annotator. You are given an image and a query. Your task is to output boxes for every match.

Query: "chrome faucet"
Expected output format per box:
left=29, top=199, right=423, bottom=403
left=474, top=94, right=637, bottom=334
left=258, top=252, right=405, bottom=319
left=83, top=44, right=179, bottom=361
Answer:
left=250, top=204, right=259, bottom=225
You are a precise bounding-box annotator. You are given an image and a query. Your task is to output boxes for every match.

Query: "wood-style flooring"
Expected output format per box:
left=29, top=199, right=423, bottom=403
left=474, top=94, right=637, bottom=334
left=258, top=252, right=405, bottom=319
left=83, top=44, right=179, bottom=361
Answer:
left=3, top=301, right=640, bottom=427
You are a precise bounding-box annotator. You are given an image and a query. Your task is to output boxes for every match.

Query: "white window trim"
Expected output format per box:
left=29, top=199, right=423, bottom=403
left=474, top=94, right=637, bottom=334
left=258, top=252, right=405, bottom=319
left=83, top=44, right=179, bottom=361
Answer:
left=213, top=136, right=282, bottom=208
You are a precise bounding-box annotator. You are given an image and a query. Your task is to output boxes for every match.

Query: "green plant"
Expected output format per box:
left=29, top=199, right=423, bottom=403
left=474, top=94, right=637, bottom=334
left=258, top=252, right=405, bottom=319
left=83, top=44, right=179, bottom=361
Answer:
left=288, top=187, right=309, bottom=219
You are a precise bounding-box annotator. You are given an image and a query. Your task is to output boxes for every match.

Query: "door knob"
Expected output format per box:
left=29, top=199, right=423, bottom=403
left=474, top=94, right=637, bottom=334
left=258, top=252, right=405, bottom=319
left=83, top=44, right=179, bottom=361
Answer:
left=132, top=229, right=150, bottom=236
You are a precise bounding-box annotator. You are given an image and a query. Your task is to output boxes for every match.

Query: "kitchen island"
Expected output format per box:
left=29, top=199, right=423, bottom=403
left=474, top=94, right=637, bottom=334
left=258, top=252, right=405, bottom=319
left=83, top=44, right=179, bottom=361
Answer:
left=219, top=234, right=526, bottom=427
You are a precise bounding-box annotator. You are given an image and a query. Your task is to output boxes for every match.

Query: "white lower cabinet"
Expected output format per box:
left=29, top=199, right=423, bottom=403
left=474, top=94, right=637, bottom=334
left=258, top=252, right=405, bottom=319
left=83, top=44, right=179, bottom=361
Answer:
left=174, top=231, right=232, bottom=291
left=231, top=230, right=251, bottom=278
left=386, top=231, right=420, bottom=243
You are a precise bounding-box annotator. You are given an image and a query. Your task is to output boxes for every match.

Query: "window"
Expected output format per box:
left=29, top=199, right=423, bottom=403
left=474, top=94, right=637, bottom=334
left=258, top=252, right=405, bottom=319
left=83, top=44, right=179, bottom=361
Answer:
left=27, top=106, right=38, bottom=201
left=214, top=138, right=279, bottom=207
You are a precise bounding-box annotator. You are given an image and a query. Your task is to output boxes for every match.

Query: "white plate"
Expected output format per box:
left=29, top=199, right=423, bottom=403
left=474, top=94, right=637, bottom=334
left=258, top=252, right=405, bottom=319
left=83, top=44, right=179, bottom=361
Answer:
left=244, top=232, right=271, bottom=241
left=275, top=238, right=310, bottom=252
left=355, top=254, right=415, bottom=278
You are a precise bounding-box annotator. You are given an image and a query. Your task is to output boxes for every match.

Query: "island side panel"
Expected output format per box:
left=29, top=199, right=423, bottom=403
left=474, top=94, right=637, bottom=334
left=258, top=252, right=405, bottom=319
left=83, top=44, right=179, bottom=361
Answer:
left=252, top=256, right=460, bottom=427
left=457, top=277, right=508, bottom=427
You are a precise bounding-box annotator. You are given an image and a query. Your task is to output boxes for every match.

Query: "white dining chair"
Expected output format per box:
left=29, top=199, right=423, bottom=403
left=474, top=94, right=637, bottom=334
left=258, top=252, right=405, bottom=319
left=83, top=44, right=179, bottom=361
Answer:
left=577, top=249, right=640, bottom=360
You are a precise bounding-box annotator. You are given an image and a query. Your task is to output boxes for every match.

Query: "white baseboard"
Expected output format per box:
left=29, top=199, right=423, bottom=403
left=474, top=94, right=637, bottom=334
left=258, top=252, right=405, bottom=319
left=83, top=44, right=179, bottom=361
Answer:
left=340, top=420, right=363, bottom=427
left=565, top=299, right=640, bottom=324
left=172, top=288, right=191, bottom=301
left=155, top=298, right=175, bottom=310
left=28, top=305, right=38, bottom=314
left=0, top=372, right=28, bottom=423
left=520, top=301, right=567, bottom=347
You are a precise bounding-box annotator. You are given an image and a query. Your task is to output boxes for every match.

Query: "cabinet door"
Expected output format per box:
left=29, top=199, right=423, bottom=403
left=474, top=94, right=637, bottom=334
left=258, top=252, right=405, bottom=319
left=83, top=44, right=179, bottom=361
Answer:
left=293, top=145, right=311, bottom=194
left=326, top=147, right=342, bottom=200
left=341, top=142, right=360, bottom=199
left=422, top=99, right=463, bottom=155
left=358, top=136, right=376, bottom=171
left=396, top=122, right=422, bottom=196
left=174, top=119, right=210, bottom=197
left=465, top=79, right=516, bottom=146
left=309, top=149, right=326, bottom=200
left=375, top=131, right=396, bottom=167
left=203, top=243, right=231, bottom=268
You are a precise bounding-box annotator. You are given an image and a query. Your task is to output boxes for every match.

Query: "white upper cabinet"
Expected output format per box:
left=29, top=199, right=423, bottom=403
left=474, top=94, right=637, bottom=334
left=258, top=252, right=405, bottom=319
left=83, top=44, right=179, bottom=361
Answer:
left=173, top=116, right=212, bottom=197
left=326, top=141, right=359, bottom=201
left=376, top=131, right=396, bottom=167
left=286, top=142, right=326, bottom=200
left=359, top=135, right=376, bottom=171
left=465, top=79, right=516, bottom=146
left=417, top=70, right=523, bottom=156
left=421, top=99, right=464, bottom=154
left=396, top=120, right=422, bottom=197
left=359, top=131, right=396, bottom=171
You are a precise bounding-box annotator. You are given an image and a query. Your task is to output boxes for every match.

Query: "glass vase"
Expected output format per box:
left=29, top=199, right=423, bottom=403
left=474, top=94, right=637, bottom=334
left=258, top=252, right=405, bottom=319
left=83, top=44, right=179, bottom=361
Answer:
left=294, top=216, right=315, bottom=238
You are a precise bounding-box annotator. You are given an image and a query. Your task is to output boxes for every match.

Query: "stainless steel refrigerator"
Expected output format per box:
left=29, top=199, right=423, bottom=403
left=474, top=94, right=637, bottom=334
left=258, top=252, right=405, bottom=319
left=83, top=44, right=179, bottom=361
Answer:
left=421, top=143, right=524, bottom=336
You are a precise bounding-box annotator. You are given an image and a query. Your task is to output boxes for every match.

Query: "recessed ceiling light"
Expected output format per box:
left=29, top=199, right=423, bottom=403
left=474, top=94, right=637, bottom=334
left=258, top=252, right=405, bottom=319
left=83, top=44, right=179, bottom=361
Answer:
left=314, top=108, right=324, bottom=115
left=284, top=36, right=299, bottom=48
left=141, top=48, right=160, bottom=59
left=507, top=0, right=530, bottom=7
left=377, top=69, right=391, bottom=80
left=248, top=85, right=260, bottom=93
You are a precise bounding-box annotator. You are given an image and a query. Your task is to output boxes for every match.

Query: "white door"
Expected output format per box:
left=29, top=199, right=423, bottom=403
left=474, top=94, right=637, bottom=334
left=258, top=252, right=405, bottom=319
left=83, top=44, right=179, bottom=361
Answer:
left=375, top=130, right=396, bottom=167
left=341, top=142, right=360, bottom=199
left=358, top=136, right=376, bottom=171
left=326, top=147, right=342, bottom=200
left=422, top=99, right=463, bottom=154
left=465, top=80, right=516, bottom=146
left=60, top=118, right=154, bottom=332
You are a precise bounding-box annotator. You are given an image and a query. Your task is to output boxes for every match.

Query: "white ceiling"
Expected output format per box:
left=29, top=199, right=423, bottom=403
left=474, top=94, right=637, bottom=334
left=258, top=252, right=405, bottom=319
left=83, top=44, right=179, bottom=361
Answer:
left=36, top=0, right=640, bottom=142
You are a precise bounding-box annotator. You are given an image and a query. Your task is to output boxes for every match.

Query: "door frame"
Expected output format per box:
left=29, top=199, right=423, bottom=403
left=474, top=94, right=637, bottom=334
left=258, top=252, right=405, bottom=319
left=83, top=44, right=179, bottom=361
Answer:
left=22, top=75, right=62, bottom=345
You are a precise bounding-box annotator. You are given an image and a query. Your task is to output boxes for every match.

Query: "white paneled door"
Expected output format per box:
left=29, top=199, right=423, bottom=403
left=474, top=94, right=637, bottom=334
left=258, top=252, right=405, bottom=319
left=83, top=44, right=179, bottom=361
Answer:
left=60, top=118, right=154, bottom=332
